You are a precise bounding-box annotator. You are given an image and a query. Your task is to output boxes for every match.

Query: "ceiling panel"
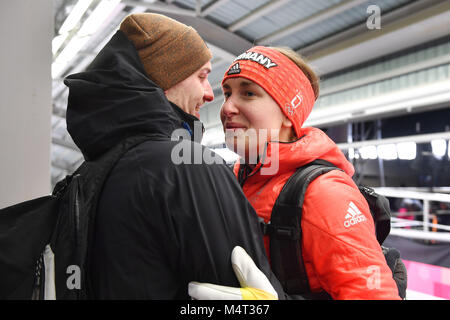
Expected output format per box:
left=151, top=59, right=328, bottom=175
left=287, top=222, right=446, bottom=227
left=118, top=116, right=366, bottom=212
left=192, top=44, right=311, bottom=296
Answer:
left=265, top=0, right=415, bottom=49
left=236, top=0, right=343, bottom=41
left=205, top=0, right=271, bottom=26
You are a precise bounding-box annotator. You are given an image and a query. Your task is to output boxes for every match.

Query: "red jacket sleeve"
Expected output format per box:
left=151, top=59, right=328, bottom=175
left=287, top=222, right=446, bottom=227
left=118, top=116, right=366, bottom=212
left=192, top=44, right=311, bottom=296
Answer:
left=301, top=170, right=401, bottom=300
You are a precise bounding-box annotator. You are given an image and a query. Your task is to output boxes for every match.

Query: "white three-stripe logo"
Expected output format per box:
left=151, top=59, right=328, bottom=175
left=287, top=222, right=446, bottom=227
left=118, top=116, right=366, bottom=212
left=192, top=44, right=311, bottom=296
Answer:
left=345, top=201, right=362, bottom=219
left=227, top=62, right=241, bottom=75
left=344, top=201, right=367, bottom=228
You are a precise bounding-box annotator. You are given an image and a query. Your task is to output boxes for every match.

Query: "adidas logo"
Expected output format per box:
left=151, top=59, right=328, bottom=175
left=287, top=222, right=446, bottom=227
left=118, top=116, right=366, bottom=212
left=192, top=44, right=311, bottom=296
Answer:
left=344, top=201, right=367, bottom=228
left=227, top=62, right=241, bottom=75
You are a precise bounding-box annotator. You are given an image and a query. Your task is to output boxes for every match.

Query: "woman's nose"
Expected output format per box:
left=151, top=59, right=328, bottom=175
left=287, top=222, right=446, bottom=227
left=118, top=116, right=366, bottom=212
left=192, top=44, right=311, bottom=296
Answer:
left=221, top=96, right=239, bottom=118
left=220, top=97, right=239, bottom=122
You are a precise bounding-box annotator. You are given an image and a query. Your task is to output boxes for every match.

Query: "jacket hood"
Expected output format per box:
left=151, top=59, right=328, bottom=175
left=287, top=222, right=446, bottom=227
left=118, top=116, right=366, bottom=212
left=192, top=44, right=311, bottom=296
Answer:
left=276, top=127, right=354, bottom=175
left=235, top=127, right=354, bottom=180
left=64, top=30, right=182, bottom=161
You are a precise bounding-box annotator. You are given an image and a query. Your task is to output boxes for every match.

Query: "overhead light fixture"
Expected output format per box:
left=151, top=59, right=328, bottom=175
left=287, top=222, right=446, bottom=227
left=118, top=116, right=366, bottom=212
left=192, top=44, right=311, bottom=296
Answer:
left=92, top=4, right=149, bottom=54
left=448, top=140, right=450, bottom=158
left=377, top=144, right=398, bottom=160
left=59, top=0, right=94, bottom=34
left=52, top=0, right=122, bottom=78
left=431, top=139, right=447, bottom=159
left=337, top=132, right=450, bottom=150
left=52, top=34, right=67, bottom=55
left=77, top=0, right=121, bottom=37
left=52, top=0, right=94, bottom=55
left=52, top=37, right=90, bottom=77
left=306, top=80, right=450, bottom=127
left=359, top=145, right=377, bottom=159
left=348, top=148, right=355, bottom=159
left=397, top=142, right=416, bottom=160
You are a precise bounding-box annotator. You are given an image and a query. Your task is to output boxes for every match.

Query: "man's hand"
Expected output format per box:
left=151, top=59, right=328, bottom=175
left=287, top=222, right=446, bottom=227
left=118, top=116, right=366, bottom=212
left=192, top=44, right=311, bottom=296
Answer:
left=188, top=246, right=278, bottom=300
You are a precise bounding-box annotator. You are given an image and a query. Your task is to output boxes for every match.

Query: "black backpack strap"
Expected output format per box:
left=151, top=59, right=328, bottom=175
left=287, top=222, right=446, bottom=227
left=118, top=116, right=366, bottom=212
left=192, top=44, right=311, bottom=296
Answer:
left=264, top=159, right=400, bottom=299
left=49, top=133, right=160, bottom=299
left=264, top=160, right=341, bottom=297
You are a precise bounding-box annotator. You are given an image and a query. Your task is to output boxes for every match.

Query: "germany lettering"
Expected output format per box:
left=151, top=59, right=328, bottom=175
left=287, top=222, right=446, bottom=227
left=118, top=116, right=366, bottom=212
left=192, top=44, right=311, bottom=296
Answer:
left=233, top=51, right=278, bottom=69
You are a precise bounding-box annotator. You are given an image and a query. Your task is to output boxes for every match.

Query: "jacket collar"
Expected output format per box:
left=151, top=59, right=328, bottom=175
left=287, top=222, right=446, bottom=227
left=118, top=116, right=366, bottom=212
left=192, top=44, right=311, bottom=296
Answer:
left=236, top=127, right=354, bottom=184
left=169, top=102, right=204, bottom=144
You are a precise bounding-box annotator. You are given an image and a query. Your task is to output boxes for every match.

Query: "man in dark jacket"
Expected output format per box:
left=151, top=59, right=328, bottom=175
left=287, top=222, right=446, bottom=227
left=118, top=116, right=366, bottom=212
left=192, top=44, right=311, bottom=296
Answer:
left=64, top=13, right=282, bottom=299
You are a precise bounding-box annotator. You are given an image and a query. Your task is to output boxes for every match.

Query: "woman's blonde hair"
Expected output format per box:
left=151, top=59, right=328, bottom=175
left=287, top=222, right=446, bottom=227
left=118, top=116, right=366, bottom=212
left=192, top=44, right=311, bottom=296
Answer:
left=270, top=46, right=320, bottom=100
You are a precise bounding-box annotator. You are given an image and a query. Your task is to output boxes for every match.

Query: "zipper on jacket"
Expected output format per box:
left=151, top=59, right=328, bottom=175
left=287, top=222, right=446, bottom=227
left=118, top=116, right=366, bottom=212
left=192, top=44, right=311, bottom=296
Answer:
left=238, top=164, right=254, bottom=187
left=238, top=158, right=264, bottom=187
left=238, top=135, right=307, bottom=187
left=237, top=141, right=272, bottom=187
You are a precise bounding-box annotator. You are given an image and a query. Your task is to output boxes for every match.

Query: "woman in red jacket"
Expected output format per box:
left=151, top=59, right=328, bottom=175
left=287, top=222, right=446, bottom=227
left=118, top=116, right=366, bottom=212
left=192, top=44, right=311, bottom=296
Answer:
left=218, top=46, right=401, bottom=300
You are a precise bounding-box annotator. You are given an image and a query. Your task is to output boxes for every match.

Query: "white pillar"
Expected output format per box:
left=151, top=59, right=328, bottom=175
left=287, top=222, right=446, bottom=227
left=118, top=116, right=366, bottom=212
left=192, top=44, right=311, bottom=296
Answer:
left=423, top=200, right=430, bottom=232
left=0, top=0, right=53, bottom=208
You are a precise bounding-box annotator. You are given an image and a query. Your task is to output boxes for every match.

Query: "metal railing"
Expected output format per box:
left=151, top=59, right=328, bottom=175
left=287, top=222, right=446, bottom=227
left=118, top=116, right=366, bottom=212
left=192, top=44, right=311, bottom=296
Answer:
left=374, top=187, right=450, bottom=242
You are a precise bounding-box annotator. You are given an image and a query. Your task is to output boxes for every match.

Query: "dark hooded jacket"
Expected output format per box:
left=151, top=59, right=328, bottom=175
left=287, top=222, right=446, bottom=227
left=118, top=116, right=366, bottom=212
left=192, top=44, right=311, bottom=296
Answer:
left=64, top=31, right=283, bottom=299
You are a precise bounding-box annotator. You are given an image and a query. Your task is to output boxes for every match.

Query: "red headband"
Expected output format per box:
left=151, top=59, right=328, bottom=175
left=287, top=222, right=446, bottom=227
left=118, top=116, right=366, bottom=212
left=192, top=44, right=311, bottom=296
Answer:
left=222, top=46, right=315, bottom=137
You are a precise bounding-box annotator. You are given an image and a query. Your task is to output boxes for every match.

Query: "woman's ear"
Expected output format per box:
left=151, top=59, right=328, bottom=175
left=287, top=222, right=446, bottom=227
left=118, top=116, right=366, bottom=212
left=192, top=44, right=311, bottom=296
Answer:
left=282, top=117, right=293, bottom=128
left=280, top=117, right=296, bottom=142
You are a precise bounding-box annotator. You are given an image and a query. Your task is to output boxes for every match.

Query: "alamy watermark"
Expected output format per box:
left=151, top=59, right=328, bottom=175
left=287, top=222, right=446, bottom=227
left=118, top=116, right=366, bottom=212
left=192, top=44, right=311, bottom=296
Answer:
left=367, top=5, right=381, bottom=30
left=366, top=265, right=381, bottom=290
left=66, top=265, right=81, bottom=290
left=170, top=123, right=280, bottom=175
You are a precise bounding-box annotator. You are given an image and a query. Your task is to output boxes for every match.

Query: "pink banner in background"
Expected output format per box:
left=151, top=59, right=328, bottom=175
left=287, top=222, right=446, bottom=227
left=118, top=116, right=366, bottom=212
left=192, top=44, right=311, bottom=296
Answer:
left=403, top=259, right=450, bottom=299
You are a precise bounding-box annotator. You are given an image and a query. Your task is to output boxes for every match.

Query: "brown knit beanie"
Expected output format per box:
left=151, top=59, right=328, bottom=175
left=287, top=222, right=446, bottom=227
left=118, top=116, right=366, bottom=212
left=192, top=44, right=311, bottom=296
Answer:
left=119, top=13, right=212, bottom=90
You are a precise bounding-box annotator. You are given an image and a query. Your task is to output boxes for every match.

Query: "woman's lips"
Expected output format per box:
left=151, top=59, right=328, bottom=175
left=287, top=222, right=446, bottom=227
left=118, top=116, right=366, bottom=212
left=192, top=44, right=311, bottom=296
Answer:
left=225, top=122, right=246, bottom=131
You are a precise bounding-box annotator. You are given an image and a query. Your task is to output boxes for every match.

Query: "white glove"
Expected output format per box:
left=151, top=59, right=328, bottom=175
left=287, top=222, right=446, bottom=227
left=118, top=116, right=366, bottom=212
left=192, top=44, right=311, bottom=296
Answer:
left=188, top=246, right=278, bottom=300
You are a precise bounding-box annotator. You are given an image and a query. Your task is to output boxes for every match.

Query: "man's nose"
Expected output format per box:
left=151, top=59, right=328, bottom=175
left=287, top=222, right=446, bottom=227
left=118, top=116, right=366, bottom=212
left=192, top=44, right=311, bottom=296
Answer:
left=203, top=81, right=214, bottom=102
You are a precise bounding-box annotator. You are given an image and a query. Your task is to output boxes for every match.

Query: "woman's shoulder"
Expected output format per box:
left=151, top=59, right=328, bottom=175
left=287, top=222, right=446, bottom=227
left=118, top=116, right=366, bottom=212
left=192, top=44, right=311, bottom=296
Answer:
left=303, top=169, right=369, bottom=219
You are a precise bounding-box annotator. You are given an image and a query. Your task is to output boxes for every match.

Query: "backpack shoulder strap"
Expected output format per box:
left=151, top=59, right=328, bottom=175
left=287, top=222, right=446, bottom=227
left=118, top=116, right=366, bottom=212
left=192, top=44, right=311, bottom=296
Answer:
left=50, top=133, right=159, bottom=299
left=265, top=159, right=342, bottom=296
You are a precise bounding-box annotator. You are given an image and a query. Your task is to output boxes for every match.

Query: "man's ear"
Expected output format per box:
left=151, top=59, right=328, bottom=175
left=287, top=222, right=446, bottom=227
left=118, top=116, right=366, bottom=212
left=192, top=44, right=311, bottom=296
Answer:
left=164, top=87, right=173, bottom=101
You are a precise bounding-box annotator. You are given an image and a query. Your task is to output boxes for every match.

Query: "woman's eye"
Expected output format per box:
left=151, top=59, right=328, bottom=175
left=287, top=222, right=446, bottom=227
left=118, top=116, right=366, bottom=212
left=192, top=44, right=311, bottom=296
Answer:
left=223, top=92, right=231, bottom=99
left=245, top=91, right=255, bottom=97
